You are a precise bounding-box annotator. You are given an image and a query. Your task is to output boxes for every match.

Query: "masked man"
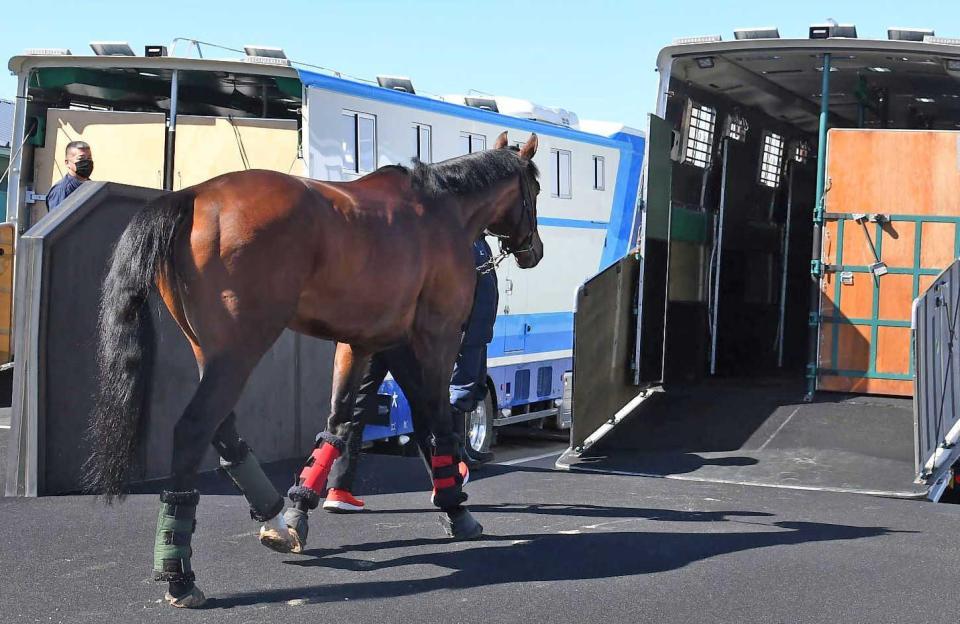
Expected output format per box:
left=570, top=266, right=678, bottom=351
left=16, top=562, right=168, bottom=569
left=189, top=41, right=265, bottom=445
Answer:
left=47, top=141, right=94, bottom=211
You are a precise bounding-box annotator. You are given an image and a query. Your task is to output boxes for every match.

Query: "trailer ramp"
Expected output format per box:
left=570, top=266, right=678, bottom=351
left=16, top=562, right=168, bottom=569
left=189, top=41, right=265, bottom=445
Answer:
left=558, top=377, right=925, bottom=498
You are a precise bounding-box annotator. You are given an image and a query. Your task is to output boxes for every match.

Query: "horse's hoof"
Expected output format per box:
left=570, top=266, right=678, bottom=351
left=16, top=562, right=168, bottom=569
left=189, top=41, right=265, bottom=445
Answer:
left=164, top=586, right=206, bottom=608
left=283, top=507, right=309, bottom=554
left=439, top=507, right=483, bottom=540
left=259, top=525, right=298, bottom=554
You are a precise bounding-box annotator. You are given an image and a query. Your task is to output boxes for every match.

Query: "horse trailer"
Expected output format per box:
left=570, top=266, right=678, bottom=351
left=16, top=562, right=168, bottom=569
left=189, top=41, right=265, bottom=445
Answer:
left=560, top=27, right=960, bottom=502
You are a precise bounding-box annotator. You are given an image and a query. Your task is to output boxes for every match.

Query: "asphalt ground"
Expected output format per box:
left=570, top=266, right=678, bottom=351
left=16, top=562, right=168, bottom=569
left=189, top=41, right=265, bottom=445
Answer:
left=2, top=448, right=960, bottom=624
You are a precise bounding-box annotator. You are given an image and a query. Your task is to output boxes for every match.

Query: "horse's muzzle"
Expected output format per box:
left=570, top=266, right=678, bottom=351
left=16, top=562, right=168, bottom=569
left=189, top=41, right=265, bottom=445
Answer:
left=514, top=231, right=543, bottom=269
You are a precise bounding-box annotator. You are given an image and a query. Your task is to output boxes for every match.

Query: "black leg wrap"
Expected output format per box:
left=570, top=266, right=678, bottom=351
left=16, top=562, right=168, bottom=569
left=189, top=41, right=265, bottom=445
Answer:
left=217, top=448, right=285, bottom=522
left=287, top=484, right=320, bottom=510
left=315, top=431, right=346, bottom=453
left=249, top=497, right=285, bottom=522
left=438, top=507, right=483, bottom=540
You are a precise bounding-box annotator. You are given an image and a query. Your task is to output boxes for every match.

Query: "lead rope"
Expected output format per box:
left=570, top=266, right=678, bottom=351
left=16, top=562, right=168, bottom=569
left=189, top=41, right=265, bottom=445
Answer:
left=476, top=245, right=509, bottom=275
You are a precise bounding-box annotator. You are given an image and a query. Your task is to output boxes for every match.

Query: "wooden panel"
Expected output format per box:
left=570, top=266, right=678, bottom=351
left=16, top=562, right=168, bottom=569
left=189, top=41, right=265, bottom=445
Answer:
left=836, top=272, right=873, bottom=319
left=876, top=326, right=911, bottom=375
left=174, top=116, right=304, bottom=189
left=878, top=273, right=915, bottom=321
left=821, top=220, right=839, bottom=265
left=820, top=272, right=838, bottom=317
left=818, top=375, right=912, bottom=396
left=920, top=221, right=957, bottom=268
left=0, top=223, right=14, bottom=363
left=34, top=109, right=166, bottom=195
left=825, top=129, right=960, bottom=217
left=840, top=220, right=876, bottom=266
left=819, top=322, right=835, bottom=369
left=880, top=221, right=915, bottom=267
left=835, top=323, right=871, bottom=371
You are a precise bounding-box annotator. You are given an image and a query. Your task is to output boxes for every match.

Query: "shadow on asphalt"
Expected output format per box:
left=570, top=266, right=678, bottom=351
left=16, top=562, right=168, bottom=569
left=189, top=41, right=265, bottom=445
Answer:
left=204, top=503, right=900, bottom=609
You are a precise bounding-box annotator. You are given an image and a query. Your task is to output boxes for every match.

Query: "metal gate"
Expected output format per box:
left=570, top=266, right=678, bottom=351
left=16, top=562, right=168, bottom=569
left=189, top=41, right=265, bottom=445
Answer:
left=913, top=258, right=960, bottom=500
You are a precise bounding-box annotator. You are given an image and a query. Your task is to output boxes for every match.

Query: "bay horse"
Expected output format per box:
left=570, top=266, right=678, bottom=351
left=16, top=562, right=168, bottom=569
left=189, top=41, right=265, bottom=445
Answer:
left=83, top=131, right=542, bottom=607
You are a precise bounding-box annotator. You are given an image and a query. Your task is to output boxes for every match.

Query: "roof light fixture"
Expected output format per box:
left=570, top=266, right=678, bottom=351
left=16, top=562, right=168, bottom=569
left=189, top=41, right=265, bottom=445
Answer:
left=915, top=97, right=936, bottom=103
left=696, top=57, right=716, bottom=69
left=867, top=67, right=893, bottom=72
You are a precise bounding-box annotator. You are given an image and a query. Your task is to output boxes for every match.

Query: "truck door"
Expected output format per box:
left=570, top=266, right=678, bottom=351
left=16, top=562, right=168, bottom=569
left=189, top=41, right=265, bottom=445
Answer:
left=634, top=114, right=673, bottom=383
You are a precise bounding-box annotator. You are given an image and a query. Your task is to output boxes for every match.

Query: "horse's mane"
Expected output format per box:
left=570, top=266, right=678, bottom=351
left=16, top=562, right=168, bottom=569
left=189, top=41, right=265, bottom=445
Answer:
left=405, top=148, right=539, bottom=199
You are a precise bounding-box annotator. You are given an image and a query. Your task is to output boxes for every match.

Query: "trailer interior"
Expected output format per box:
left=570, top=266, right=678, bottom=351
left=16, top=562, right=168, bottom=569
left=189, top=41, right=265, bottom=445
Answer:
left=563, top=36, right=960, bottom=499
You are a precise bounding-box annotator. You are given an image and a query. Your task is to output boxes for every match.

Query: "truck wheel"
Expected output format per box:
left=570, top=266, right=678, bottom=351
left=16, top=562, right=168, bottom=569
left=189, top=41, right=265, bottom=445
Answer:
left=464, top=393, right=495, bottom=454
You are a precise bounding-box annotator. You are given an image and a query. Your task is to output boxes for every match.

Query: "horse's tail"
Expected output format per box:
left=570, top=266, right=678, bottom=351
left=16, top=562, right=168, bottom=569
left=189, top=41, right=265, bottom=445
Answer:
left=82, top=190, right=194, bottom=501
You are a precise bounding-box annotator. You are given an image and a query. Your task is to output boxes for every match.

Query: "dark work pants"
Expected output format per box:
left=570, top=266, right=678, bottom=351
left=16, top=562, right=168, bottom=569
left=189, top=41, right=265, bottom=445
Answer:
left=327, top=345, right=436, bottom=491
left=449, top=343, right=488, bottom=413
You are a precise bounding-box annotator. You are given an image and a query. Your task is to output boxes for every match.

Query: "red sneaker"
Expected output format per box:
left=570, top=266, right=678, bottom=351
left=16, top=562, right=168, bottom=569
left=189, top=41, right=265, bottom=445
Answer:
left=322, top=488, right=366, bottom=513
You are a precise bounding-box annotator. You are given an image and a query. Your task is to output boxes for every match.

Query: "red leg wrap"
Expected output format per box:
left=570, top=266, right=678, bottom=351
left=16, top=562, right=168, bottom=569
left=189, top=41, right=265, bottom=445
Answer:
left=299, top=443, right=341, bottom=495
left=432, top=454, right=459, bottom=491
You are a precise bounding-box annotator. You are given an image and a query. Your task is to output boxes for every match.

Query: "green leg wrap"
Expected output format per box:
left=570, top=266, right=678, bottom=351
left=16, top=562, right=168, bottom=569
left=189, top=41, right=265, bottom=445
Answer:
left=219, top=448, right=284, bottom=522
left=153, top=490, right=199, bottom=583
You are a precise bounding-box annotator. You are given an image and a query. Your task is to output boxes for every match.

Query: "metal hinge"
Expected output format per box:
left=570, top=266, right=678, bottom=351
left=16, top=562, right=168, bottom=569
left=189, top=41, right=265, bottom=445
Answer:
left=811, top=259, right=824, bottom=278
left=25, top=187, right=46, bottom=205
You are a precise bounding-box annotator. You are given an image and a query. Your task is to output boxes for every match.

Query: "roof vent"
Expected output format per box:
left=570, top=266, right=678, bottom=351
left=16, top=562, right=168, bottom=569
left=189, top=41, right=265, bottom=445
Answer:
left=24, top=48, right=72, bottom=56
left=734, top=27, right=780, bottom=40
left=673, top=34, right=722, bottom=45
left=376, top=76, right=415, bottom=94
left=888, top=27, right=934, bottom=42
left=464, top=97, right=499, bottom=112
left=244, top=45, right=287, bottom=59
left=90, top=41, right=135, bottom=56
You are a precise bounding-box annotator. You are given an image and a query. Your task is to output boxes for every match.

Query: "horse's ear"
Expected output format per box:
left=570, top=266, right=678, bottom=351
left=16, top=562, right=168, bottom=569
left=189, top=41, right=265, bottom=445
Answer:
left=494, top=131, right=509, bottom=149
left=519, top=133, right=538, bottom=160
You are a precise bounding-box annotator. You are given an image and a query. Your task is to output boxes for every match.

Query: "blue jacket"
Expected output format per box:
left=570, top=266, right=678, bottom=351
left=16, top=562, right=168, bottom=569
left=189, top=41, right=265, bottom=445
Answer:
left=463, top=239, right=499, bottom=346
left=47, top=174, right=85, bottom=211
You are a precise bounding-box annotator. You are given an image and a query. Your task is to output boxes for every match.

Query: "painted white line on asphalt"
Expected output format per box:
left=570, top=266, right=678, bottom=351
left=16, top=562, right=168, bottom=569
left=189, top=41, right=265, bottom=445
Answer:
left=497, top=450, right=563, bottom=466
left=757, top=406, right=801, bottom=452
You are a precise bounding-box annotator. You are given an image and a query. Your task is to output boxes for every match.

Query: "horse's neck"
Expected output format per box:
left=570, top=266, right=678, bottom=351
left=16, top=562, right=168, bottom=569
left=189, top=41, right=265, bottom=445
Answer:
left=456, top=178, right=515, bottom=241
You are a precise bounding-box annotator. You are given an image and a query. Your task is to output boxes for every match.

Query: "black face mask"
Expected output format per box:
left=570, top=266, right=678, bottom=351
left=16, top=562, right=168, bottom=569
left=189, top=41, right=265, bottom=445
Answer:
left=74, top=159, right=94, bottom=178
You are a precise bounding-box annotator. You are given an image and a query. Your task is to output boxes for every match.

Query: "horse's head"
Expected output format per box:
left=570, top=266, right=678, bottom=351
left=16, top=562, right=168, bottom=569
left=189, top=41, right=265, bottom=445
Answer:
left=488, top=131, right=543, bottom=269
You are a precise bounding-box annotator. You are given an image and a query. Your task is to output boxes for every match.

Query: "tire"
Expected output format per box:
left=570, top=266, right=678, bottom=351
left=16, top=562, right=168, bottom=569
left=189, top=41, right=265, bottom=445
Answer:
left=464, top=392, right=496, bottom=454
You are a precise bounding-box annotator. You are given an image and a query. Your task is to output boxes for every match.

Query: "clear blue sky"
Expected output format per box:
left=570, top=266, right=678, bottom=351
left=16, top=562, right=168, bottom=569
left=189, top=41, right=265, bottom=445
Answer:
left=1, top=1, right=956, bottom=129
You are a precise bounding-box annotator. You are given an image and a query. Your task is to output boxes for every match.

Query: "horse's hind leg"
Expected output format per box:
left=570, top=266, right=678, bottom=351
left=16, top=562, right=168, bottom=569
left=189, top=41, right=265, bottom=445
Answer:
left=212, top=412, right=297, bottom=551
left=154, top=353, right=257, bottom=608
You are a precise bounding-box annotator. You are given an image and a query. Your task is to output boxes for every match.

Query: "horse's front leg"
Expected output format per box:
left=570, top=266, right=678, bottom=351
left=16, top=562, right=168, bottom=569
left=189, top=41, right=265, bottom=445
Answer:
left=411, top=328, right=484, bottom=540
left=268, top=342, right=371, bottom=553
